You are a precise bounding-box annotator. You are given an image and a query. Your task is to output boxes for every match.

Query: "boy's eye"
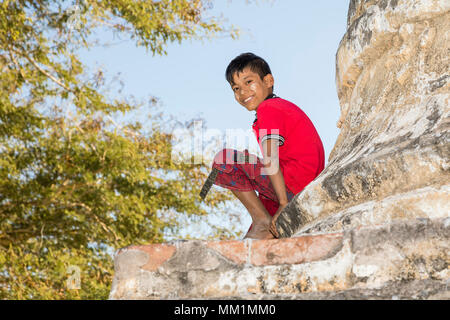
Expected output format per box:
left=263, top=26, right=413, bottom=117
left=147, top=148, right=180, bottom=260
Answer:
left=233, top=87, right=239, bottom=92
left=246, top=80, right=252, bottom=84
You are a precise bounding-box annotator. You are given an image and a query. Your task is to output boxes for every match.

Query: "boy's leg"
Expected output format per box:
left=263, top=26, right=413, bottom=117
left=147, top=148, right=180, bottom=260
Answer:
left=211, top=148, right=293, bottom=239
left=230, top=189, right=274, bottom=239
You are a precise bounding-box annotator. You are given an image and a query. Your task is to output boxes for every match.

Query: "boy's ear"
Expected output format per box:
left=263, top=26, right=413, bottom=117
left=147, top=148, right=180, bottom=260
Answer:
left=263, top=74, right=274, bottom=88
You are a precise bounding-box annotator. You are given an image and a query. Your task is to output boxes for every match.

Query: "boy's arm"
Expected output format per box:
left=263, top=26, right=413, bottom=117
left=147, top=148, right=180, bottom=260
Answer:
left=261, top=139, right=288, bottom=205
left=262, top=138, right=289, bottom=238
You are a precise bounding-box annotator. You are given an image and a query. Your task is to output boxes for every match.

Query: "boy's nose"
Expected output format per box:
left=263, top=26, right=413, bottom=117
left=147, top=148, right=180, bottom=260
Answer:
left=239, top=87, right=249, bottom=95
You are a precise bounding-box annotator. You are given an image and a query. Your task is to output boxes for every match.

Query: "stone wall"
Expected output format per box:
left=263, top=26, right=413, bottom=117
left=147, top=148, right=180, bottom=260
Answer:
left=277, top=0, right=449, bottom=237
left=109, top=218, right=449, bottom=299
left=109, top=0, right=450, bottom=299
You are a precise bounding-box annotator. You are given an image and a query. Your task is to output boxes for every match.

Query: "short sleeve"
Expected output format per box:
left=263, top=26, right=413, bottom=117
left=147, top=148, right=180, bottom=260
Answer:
left=256, top=104, right=286, bottom=146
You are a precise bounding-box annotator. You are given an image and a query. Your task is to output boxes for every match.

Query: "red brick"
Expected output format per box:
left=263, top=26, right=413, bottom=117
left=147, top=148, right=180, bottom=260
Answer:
left=207, top=240, right=249, bottom=265
left=129, top=244, right=177, bottom=272
left=250, top=233, right=343, bottom=266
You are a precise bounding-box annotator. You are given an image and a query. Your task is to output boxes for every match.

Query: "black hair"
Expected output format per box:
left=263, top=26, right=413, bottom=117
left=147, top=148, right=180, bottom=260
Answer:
left=225, top=52, right=273, bottom=86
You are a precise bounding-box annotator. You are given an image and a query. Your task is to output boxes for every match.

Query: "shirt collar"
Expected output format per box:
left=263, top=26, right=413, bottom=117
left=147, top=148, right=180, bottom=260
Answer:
left=253, top=93, right=278, bottom=124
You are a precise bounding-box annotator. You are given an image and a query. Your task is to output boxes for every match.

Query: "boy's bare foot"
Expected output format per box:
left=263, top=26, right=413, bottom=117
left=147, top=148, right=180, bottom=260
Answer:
left=243, top=223, right=275, bottom=239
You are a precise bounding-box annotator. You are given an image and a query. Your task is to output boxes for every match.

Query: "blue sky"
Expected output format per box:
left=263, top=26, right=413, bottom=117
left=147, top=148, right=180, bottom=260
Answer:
left=80, top=0, right=350, bottom=163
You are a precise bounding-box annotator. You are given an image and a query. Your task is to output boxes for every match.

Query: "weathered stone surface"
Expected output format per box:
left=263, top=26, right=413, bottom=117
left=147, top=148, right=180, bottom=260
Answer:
left=132, top=243, right=176, bottom=272
left=109, top=232, right=346, bottom=299
left=276, top=0, right=450, bottom=238
left=217, top=279, right=450, bottom=300
left=293, top=185, right=449, bottom=235
left=249, top=233, right=343, bottom=266
left=109, top=218, right=449, bottom=299
left=205, top=233, right=343, bottom=266
left=206, top=239, right=250, bottom=265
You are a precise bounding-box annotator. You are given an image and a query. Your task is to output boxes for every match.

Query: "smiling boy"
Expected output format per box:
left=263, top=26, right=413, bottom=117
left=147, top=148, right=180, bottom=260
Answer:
left=202, top=53, right=325, bottom=239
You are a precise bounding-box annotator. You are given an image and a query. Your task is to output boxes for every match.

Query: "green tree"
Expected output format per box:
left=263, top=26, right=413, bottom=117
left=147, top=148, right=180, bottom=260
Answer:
left=0, top=0, right=237, bottom=299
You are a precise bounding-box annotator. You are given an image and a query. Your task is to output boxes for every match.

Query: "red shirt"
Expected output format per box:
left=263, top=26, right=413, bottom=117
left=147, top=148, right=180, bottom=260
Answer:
left=252, top=96, right=325, bottom=195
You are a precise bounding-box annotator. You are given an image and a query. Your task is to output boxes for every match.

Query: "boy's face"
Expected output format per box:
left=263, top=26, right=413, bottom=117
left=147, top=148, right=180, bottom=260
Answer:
left=230, top=67, right=274, bottom=112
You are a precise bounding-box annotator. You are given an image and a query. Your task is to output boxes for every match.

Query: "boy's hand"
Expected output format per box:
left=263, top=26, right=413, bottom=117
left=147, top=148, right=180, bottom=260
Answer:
left=269, top=203, right=288, bottom=238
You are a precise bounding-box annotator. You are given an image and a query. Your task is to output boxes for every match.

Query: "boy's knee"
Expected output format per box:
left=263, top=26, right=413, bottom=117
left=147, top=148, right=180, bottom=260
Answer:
left=213, top=148, right=235, bottom=166
left=213, top=148, right=260, bottom=168
left=212, top=148, right=237, bottom=174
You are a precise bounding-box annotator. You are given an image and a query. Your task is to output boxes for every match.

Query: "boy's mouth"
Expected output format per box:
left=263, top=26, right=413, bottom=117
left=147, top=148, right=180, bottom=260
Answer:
left=244, top=96, right=253, bottom=103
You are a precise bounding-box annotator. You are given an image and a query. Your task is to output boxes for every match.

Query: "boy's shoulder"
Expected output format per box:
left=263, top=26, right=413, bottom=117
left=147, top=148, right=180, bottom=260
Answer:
left=257, top=96, right=303, bottom=116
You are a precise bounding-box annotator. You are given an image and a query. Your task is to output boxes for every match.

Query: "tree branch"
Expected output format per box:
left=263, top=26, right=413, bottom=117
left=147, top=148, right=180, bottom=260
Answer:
left=8, top=50, right=27, bottom=80
left=11, top=47, right=74, bottom=93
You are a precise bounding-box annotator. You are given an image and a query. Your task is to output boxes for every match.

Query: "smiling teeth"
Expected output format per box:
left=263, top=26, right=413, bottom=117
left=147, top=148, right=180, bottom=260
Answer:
left=244, top=97, right=253, bottom=102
